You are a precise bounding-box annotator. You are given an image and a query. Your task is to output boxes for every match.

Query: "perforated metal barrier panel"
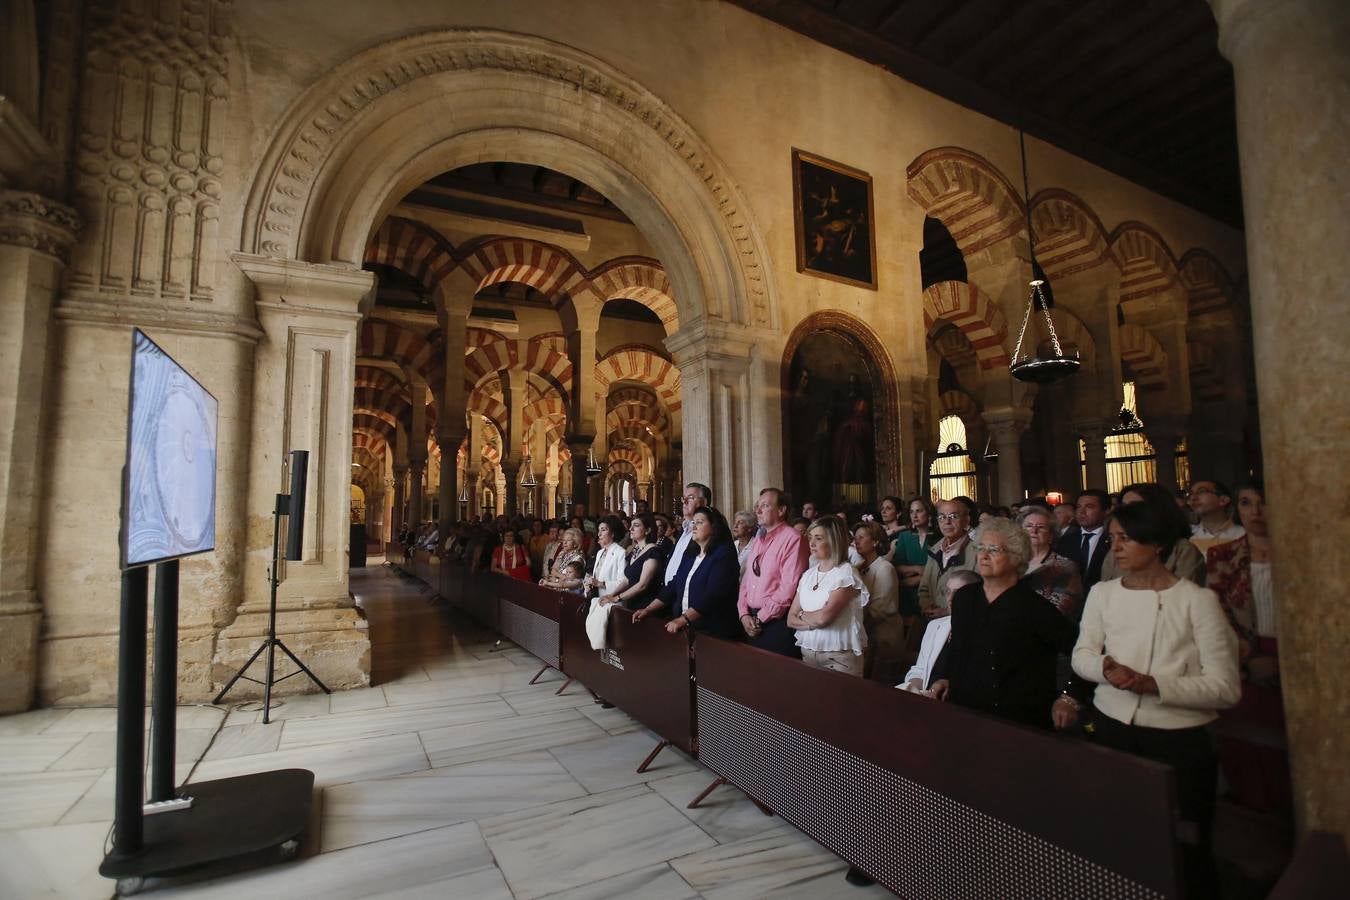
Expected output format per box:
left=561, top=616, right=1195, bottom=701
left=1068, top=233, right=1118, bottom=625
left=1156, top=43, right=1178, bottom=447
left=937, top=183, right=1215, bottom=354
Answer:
left=497, top=600, right=560, bottom=669
left=697, top=688, right=1168, bottom=900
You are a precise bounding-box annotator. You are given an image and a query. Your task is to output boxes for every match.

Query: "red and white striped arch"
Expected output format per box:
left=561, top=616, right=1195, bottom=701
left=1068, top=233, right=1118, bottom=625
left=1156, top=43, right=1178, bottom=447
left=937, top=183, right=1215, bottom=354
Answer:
left=582, top=258, right=679, bottom=332
left=462, top=338, right=574, bottom=397
left=1111, top=223, right=1181, bottom=302
left=357, top=320, right=435, bottom=387
left=923, top=280, right=1010, bottom=369
left=1178, top=249, right=1236, bottom=315
left=1029, top=189, right=1112, bottom=280
left=594, top=346, right=682, bottom=412
left=906, top=147, right=1025, bottom=255
left=457, top=237, right=588, bottom=300
left=1118, top=323, right=1169, bottom=390
left=363, top=217, right=457, bottom=291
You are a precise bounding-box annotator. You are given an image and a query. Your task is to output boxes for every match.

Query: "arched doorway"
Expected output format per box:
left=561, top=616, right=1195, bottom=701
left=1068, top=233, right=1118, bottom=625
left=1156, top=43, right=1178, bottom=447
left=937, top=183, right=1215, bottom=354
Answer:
left=781, top=312, right=900, bottom=513
left=239, top=29, right=778, bottom=515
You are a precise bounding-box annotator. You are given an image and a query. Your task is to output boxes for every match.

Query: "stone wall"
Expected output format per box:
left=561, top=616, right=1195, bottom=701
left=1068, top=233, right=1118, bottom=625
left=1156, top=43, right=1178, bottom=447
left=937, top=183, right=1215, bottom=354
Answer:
left=15, top=0, right=1248, bottom=713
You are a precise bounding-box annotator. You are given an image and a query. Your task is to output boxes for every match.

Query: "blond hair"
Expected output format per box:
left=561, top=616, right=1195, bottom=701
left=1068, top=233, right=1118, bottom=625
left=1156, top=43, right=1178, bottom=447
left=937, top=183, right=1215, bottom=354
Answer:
left=809, top=516, right=851, bottom=565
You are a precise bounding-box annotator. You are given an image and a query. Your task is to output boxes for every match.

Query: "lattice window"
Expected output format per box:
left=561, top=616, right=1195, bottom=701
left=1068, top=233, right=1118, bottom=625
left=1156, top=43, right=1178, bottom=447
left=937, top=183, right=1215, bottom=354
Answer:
left=930, top=415, right=978, bottom=501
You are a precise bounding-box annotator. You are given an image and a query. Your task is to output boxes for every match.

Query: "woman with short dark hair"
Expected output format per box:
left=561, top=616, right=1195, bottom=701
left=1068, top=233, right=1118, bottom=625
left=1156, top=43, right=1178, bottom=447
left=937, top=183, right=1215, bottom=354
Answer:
left=1099, top=482, right=1205, bottom=585
left=588, top=515, right=628, bottom=598
left=597, top=513, right=665, bottom=611
left=1073, top=500, right=1240, bottom=898
left=490, top=527, right=531, bottom=581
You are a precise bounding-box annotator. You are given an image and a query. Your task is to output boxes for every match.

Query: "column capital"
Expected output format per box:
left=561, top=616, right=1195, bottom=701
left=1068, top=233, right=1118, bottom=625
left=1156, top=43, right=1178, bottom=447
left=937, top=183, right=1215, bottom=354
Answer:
left=0, top=189, right=80, bottom=263
left=231, top=253, right=375, bottom=321
left=1072, top=418, right=1116, bottom=442
left=981, top=406, right=1033, bottom=438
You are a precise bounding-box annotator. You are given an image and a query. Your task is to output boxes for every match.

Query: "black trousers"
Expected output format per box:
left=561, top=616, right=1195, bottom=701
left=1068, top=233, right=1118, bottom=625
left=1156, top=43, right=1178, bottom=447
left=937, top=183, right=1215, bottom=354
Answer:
left=1091, top=711, right=1219, bottom=899
left=747, top=615, right=801, bottom=659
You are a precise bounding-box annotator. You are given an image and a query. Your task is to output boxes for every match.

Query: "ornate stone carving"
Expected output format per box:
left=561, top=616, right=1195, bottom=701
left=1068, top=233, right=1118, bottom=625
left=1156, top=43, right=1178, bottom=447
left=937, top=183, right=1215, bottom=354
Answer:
left=0, top=189, right=81, bottom=261
left=246, top=30, right=770, bottom=325
left=67, top=0, right=229, bottom=303
left=37, top=0, right=83, bottom=180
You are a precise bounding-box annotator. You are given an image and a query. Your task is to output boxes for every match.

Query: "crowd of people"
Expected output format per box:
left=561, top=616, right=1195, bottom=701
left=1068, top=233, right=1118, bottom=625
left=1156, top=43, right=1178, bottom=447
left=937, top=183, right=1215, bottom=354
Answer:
left=398, top=474, right=1280, bottom=895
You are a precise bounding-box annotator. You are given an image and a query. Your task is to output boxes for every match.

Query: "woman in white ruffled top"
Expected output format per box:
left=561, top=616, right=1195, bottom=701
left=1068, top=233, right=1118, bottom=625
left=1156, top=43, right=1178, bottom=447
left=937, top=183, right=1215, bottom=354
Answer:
left=788, top=516, right=870, bottom=676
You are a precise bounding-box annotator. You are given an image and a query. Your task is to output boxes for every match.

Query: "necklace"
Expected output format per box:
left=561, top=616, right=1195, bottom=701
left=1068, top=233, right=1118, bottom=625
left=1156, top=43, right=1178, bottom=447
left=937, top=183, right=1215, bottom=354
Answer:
left=811, top=562, right=833, bottom=591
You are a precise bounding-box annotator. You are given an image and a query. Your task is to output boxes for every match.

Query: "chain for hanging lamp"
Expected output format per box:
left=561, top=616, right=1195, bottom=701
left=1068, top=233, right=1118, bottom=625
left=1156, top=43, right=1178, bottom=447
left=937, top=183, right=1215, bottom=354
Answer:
left=1008, top=130, right=1081, bottom=385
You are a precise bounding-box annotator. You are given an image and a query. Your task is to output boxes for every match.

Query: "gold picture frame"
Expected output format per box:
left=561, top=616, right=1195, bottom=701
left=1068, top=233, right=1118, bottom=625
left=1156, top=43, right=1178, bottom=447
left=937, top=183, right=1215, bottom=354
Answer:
left=791, top=148, right=878, bottom=290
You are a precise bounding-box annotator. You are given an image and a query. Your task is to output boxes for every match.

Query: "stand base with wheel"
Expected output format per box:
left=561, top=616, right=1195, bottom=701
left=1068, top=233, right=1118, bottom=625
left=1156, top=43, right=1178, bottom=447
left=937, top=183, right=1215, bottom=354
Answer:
left=99, top=769, right=314, bottom=895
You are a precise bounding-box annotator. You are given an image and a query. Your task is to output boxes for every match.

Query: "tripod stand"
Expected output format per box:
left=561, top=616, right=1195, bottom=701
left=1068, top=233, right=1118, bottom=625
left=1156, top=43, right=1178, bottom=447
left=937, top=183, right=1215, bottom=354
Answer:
left=215, top=491, right=329, bottom=723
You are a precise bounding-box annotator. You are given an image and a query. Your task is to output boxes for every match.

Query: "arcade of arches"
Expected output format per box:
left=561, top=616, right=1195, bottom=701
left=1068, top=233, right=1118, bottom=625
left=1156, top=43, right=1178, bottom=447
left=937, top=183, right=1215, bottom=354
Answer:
left=0, top=0, right=1346, bottom=841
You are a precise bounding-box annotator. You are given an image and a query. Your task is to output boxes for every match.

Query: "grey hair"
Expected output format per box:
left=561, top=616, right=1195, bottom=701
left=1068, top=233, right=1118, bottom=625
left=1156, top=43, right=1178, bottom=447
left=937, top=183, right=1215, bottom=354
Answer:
left=971, top=516, right=1033, bottom=575
left=1016, top=506, right=1060, bottom=540
left=733, top=510, right=756, bottom=531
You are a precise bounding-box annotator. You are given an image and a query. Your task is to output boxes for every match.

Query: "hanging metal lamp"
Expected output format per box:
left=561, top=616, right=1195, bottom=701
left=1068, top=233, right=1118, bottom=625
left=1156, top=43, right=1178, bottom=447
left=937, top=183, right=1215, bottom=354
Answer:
left=521, top=453, right=538, bottom=488
left=1008, top=130, right=1081, bottom=385
left=584, top=446, right=603, bottom=478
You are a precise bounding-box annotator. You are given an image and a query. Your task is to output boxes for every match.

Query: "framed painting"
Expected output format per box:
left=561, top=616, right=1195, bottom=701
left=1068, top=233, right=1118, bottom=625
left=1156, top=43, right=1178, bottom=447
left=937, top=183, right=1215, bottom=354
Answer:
left=791, top=148, right=877, bottom=290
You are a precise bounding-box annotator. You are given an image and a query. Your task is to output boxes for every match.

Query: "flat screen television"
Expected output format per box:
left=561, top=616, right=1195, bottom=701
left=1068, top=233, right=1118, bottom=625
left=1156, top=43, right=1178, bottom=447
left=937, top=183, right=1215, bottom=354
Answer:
left=120, top=328, right=219, bottom=569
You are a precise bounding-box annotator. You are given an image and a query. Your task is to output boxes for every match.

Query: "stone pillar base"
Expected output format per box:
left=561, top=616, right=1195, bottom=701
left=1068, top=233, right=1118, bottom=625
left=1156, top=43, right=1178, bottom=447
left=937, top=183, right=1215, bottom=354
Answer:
left=38, top=623, right=218, bottom=707
left=212, top=607, right=370, bottom=699
left=0, top=604, right=40, bottom=713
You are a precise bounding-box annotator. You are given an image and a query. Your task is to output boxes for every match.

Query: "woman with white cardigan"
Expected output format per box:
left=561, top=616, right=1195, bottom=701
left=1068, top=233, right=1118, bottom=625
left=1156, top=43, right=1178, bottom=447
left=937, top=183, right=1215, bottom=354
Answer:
left=1071, top=501, right=1240, bottom=900
left=586, top=516, right=628, bottom=599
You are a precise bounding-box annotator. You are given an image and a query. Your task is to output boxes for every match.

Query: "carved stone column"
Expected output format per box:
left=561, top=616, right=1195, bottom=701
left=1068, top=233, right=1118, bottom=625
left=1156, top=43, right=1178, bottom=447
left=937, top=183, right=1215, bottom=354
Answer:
left=1147, top=417, right=1187, bottom=494
left=391, top=464, right=407, bottom=535
left=1211, top=0, right=1350, bottom=838
left=1076, top=420, right=1112, bottom=491
left=408, top=459, right=426, bottom=527
left=436, top=428, right=463, bottom=533
left=0, top=190, right=79, bottom=712
left=982, top=407, right=1032, bottom=507
left=215, top=255, right=373, bottom=697
left=566, top=437, right=595, bottom=517
left=667, top=324, right=755, bottom=513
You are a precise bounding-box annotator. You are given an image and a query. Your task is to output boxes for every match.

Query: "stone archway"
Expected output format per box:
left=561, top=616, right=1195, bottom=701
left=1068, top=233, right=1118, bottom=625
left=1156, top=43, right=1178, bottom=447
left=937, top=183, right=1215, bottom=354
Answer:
left=780, top=311, right=902, bottom=509
left=241, top=29, right=774, bottom=332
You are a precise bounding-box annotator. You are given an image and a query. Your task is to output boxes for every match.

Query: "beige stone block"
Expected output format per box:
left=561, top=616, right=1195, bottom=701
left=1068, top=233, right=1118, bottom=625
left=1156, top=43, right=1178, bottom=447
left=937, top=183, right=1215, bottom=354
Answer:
left=212, top=607, right=370, bottom=699
left=0, top=607, right=39, bottom=713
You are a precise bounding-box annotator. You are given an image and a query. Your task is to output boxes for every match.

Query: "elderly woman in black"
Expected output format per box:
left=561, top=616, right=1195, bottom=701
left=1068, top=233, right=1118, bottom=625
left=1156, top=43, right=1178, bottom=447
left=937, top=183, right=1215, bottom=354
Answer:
left=929, top=516, right=1078, bottom=730
left=632, top=506, right=740, bottom=638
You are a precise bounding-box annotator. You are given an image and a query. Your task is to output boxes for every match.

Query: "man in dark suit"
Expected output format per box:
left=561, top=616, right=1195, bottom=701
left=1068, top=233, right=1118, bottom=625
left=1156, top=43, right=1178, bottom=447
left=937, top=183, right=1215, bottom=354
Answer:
left=1055, top=489, right=1112, bottom=590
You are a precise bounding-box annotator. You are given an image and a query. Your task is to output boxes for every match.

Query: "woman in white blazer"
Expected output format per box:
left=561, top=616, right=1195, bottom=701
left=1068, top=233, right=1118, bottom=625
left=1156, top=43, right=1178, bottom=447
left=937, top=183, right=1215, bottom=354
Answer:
left=1072, top=501, right=1240, bottom=900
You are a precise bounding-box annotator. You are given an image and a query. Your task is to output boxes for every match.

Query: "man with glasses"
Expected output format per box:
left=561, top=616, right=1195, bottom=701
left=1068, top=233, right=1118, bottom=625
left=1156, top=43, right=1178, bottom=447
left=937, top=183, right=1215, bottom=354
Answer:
left=917, top=500, right=978, bottom=615
left=665, top=482, right=712, bottom=585
left=736, top=487, right=809, bottom=657
left=1187, top=480, right=1245, bottom=554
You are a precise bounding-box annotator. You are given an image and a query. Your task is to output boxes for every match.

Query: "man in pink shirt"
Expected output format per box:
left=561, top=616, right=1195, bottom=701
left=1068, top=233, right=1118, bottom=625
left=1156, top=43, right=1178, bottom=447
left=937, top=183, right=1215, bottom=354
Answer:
left=738, top=488, right=810, bottom=657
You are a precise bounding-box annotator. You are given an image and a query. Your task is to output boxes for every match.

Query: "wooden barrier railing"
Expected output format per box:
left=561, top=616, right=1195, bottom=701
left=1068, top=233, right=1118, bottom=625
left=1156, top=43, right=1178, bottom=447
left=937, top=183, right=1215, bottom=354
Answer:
left=693, top=636, right=1180, bottom=899
left=557, top=597, right=696, bottom=771
left=402, top=559, right=1184, bottom=899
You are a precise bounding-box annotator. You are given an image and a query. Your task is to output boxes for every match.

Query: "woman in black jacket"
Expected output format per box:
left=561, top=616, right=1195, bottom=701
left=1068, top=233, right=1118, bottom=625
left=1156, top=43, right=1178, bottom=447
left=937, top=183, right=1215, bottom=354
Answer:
left=930, top=516, right=1078, bottom=730
left=633, top=506, right=740, bottom=639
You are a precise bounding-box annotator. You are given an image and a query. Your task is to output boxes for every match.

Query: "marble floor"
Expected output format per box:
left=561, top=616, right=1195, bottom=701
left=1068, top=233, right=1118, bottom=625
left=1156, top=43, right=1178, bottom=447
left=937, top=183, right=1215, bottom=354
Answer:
left=0, top=564, right=890, bottom=899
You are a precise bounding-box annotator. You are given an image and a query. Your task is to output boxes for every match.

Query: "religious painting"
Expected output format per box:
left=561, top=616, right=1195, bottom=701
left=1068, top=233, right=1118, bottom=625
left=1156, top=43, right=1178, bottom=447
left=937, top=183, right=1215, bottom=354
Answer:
left=786, top=332, right=878, bottom=513
left=792, top=149, right=877, bottom=290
